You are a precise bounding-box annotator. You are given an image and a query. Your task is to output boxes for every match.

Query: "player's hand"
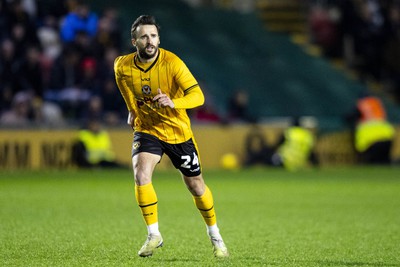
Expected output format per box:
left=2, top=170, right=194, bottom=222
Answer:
left=153, top=88, right=175, bottom=108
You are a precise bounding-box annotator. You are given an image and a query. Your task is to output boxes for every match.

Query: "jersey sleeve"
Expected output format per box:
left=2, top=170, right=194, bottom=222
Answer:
left=114, top=56, right=135, bottom=112
left=171, top=56, right=205, bottom=109
left=173, top=85, right=204, bottom=109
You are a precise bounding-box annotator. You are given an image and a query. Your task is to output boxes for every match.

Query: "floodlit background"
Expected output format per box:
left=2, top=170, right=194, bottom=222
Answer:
left=1, top=1, right=400, bottom=266
left=1, top=0, right=400, bottom=169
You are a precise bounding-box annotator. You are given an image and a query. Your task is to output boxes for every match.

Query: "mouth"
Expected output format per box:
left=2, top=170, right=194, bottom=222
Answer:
left=146, top=45, right=155, bottom=53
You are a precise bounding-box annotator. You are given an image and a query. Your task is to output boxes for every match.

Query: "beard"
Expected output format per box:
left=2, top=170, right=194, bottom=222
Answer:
left=138, top=45, right=158, bottom=60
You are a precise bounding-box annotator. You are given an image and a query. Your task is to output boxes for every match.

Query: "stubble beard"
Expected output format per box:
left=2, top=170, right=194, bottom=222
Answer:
left=138, top=45, right=158, bottom=60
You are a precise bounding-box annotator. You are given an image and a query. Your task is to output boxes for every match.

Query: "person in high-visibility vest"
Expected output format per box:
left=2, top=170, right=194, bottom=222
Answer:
left=72, top=119, right=123, bottom=168
left=270, top=117, right=319, bottom=171
left=353, top=95, right=395, bottom=164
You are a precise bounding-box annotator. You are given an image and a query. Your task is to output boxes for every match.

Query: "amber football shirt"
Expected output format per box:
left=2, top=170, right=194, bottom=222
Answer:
left=114, top=48, right=204, bottom=144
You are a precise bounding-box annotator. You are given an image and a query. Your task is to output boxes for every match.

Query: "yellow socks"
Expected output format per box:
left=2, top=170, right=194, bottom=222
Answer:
left=135, top=183, right=158, bottom=226
left=193, top=185, right=217, bottom=226
left=136, top=183, right=219, bottom=237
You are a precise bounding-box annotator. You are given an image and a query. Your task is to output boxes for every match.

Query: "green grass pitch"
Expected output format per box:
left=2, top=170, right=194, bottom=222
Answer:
left=1, top=167, right=399, bottom=266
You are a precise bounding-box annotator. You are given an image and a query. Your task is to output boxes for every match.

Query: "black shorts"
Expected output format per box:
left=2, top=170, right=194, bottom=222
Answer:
left=132, top=132, right=201, bottom=177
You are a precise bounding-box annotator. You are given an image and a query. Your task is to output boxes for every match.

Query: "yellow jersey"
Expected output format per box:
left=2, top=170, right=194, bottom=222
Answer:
left=114, top=48, right=204, bottom=144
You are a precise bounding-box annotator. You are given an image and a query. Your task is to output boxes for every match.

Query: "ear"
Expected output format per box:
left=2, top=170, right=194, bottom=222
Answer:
left=131, top=39, right=136, bottom=47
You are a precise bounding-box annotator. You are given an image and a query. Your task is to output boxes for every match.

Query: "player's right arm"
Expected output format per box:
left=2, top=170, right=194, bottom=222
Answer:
left=114, top=55, right=138, bottom=131
left=114, top=55, right=136, bottom=112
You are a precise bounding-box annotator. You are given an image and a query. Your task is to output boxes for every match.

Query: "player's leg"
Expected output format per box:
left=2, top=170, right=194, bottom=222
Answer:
left=183, top=174, right=229, bottom=258
left=163, top=137, right=229, bottom=257
left=133, top=152, right=160, bottom=225
left=131, top=133, right=164, bottom=257
left=133, top=152, right=163, bottom=257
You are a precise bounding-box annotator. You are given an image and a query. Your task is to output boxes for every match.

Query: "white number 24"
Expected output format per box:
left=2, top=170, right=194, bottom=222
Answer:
left=181, top=153, right=199, bottom=169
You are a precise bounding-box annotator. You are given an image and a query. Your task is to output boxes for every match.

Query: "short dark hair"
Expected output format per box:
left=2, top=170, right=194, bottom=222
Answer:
left=131, top=15, right=160, bottom=39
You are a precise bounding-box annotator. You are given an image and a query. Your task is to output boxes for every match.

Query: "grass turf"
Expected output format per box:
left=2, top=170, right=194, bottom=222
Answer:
left=0, top=167, right=399, bottom=266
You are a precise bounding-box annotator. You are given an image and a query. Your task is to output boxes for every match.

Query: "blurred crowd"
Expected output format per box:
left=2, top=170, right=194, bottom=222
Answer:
left=309, top=0, right=400, bottom=104
left=0, top=0, right=257, bottom=128
left=0, top=0, right=126, bottom=128
left=2, top=0, right=400, bottom=129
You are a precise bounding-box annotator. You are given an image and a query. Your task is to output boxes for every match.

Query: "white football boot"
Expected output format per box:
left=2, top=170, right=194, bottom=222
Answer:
left=138, top=234, right=163, bottom=257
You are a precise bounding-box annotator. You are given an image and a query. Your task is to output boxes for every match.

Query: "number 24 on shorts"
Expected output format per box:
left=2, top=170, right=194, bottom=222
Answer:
left=180, top=152, right=199, bottom=169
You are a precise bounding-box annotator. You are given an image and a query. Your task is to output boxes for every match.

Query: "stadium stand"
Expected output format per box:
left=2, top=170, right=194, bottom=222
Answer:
left=100, top=0, right=400, bottom=131
left=1, top=0, right=400, bottom=170
left=1, top=0, right=399, bottom=132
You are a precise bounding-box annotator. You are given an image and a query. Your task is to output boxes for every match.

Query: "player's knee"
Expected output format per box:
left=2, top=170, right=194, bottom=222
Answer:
left=184, top=175, right=205, bottom=196
left=134, top=169, right=152, bottom=185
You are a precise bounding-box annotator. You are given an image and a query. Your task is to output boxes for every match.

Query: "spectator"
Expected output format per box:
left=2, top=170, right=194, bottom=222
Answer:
left=309, top=4, right=341, bottom=57
left=60, top=0, right=98, bottom=43
left=37, top=15, right=62, bottom=61
left=99, top=78, right=125, bottom=126
left=45, top=45, right=89, bottom=120
left=20, top=0, right=37, bottom=20
left=0, top=91, right=33, bottom=127
left=193, top=104, right=221, bottom=123
left=95, top=47, right=125, bottom=125
left=93, top=6, right=122, bottom=56
left=226, top=89, right=254, bottom=123
left=243, top=124, right=272, bottom=166
left=78, top=57, right=101, bottom=95
left=80, top=95, right=103, bottom=123
left=353, top=0, right=386, bottom=81
left=38, top=101, right=65, bottom=127
left=72, top=30, right=94, bottom=58
left=98, top=46, right=119, bottom=79
left=0, top=0, right=129, bottom=126
left=16, top=45, right=44, bottom=99
left=0, top=39, right=20, bottom=112
left=8, top=0, right=39, bottom=53
left=47, top=45, right=82, bottom=92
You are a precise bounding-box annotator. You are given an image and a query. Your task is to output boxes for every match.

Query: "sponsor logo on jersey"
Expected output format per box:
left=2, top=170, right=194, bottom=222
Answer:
left=142, top=85, right=151, bottom=95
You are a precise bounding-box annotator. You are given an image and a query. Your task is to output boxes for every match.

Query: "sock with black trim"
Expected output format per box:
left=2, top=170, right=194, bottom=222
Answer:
left=193, top=185, right=217, bottom=227
left=135, top=183, right=159, bottom=233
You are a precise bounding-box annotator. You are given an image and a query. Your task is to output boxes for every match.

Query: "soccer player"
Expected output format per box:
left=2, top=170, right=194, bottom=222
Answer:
left=113, top=15, right=229, bottom=258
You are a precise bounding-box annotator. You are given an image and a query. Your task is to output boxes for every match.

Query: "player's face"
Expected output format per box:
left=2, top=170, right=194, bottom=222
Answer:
left=132, top=24, right=160, bottom=61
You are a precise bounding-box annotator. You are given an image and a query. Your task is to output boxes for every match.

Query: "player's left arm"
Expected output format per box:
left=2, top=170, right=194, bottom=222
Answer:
left=159, top=56, right=205, bottom=109
left=171, top=85, right=204, bottom=109
left=153, top=85, right=204, bottom=109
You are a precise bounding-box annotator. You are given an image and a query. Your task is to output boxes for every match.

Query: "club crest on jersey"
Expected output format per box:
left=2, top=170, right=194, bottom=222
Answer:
left=142, top=85, right=151, bottom=95
left=133, top=141, right=141, bottom=150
